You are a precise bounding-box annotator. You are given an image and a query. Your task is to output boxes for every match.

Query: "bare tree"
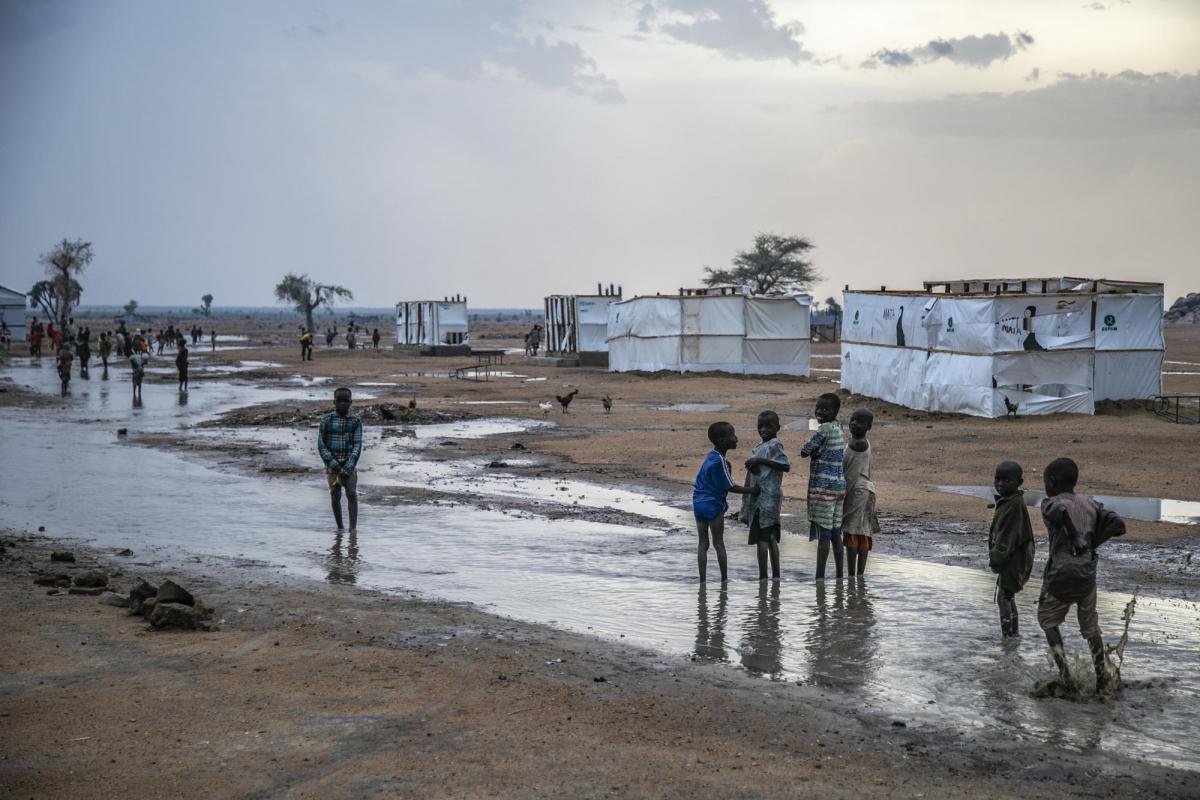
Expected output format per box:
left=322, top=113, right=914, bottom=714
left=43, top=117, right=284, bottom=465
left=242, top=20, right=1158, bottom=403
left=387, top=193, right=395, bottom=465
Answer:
left=29, top=278, right=82, bottom=324
left=274, top=273, right=353, bottom=332
left=702, top=233, right=819, bottom=295
left=201, top=293, right=214, bottom=317
left=37, top=238, right=93, bottom=326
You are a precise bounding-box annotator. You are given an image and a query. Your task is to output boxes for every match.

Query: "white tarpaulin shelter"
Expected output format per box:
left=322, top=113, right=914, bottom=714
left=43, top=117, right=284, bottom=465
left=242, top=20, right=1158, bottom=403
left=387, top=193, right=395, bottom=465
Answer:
left=607, top=289, right=811, bottom=375
left=395, top=299, right=468, bottom=346
left=544, top=291, right=622, bottom=354
left=840, top=278, right=1164, bottom=418
left=0, top=285, right=27, bottom=341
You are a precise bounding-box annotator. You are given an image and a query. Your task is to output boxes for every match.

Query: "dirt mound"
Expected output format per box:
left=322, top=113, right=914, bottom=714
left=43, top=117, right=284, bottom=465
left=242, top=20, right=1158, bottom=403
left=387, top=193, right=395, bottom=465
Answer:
left=1165, top=293, right=1200, bottom=325
left=201, top=400, right=475, bottom=428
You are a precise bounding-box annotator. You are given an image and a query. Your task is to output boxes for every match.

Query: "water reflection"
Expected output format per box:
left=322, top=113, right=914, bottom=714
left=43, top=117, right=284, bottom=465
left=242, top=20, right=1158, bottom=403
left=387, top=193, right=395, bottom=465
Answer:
left=326, top=530, right=360, bottom=585
left=694, top=585, right=728, bottom=661
left=739, top=582, right=783, bottom=677
left=177, top=391, right=189, bottom=407
left=937, top=485, right=1200, bottom=525
left=806, top=581, right=878, bottom=691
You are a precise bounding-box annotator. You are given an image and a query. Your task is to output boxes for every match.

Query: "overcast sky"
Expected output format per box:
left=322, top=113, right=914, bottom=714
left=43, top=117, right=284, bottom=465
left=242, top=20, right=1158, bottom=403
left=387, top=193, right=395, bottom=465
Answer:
left=2, top=0, right=1198, bottom=309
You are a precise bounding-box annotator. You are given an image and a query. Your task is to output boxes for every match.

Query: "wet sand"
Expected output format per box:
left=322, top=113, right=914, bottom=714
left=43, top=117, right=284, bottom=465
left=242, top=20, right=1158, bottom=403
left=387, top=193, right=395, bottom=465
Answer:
left=3, top=317, right=1200, bottom=795
left=2, top=535, right=1195, bottom=799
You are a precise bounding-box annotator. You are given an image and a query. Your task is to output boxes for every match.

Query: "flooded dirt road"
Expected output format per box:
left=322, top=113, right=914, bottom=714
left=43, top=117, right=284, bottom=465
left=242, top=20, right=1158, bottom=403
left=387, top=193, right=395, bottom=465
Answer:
left=3, top=358, right=1200, bottom=773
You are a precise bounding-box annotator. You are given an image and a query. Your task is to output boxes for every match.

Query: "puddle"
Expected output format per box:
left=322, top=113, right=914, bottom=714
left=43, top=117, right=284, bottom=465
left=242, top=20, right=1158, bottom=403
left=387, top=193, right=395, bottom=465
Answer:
left=652, top=403, right=729, bottom=413
left=4, top=373, right=1200, bottom=771
left=392, top=371, right=452, bottom=379
left=356, top=381, right=399, bottom=387
left=935, top=486, right=1200, bottom=525
left=453, top=400, right=529, bottom=405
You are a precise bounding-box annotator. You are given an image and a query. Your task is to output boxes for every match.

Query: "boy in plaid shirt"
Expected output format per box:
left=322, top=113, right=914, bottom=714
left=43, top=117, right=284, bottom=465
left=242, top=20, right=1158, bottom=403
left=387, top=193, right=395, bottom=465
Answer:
left=318, top=387, right=363, bottom=532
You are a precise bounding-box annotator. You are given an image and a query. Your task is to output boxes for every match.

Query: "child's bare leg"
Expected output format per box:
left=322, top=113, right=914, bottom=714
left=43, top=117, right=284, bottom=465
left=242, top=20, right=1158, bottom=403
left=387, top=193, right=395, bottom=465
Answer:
left=347, top=490, right=358, bottom=532
left=831, top=530, right=844, bottom=579
left=856, top=547, right=868, bottom=576
left=1045, top=626, right=1070, bottom=680
left=845, top=545, right=858, bottom=576
left=815, top=539, right=829, bottom=579
left=710, top=516, right=728, bottom=582
left=768, top=538, right=780, bottom=580
left=696, top=520, right=711, bottom=582
left=756, top=541, right=769, bottom=581
left=330, top=485, right=345, bottom=530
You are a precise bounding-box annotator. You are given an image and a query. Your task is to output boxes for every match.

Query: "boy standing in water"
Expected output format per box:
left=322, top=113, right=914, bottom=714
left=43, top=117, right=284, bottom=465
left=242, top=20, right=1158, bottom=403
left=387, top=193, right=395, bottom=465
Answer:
left=739, top=411, right=789, bottom=582
left=800, top=393, right=846, bottom=580
left=318, top=387, right=363, bottom=532
left=1038, top=457, right=1125, bottom=694
left=175, top=338, right=189, bottom=392
left=988, top=461, right=1034, bottom=638
left=693, top=421, right=758, bottom=583
left=842, top=408, right=881, bottom=576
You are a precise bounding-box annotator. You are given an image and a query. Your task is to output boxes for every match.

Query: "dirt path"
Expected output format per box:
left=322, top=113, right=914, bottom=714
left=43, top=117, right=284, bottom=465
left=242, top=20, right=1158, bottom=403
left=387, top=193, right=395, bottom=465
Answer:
left=2, top=535, right=1195, bottom=799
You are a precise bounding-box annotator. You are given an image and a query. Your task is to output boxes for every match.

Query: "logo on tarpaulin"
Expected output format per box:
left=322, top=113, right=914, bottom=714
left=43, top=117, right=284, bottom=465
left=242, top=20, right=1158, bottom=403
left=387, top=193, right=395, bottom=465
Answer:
left=946, top=317, right=955, bottom=332
left=1102, top=314, right=1118, bottom=332
left=853, top=310, right=860, bottom=325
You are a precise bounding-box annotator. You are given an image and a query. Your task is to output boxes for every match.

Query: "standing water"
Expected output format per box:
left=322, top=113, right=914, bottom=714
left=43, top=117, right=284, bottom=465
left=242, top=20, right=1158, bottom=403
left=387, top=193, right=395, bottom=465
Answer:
left=3, top=358, right=1200, bottom=771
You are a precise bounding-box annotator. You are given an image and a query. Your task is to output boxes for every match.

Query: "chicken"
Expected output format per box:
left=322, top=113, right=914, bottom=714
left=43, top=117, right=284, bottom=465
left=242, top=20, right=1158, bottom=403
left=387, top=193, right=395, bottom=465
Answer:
left=556, top=389, right=579, bottom=413
left=601, top=395, right=613, bottom=414
left=538, top=401, right=554, bottom=417
left=408, top=396, right=417, bottom=409
left=1003, top=395, right=1019, bottom=419
left=379, top=404, right=397, bottom=422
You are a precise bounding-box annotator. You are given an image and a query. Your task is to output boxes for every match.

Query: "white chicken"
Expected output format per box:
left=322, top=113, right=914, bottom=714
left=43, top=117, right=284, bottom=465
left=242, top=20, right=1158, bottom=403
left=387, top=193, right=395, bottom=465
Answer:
left=538, top=401, right=554, bottom=417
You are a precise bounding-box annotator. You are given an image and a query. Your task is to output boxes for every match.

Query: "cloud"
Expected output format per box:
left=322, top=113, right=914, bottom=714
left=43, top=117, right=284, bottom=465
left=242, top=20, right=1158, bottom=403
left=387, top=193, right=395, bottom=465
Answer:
left=851, top=70, right=1200, bottom=139
left=491, top=36, right=625, bottom=103
left=1084, top=0, right=1130, bottom=10
left=639, top=0, right=813, bottom=63
left=862, top=31, right=1034, bottom=70
left=1025, top=67, right=1041, bottom=83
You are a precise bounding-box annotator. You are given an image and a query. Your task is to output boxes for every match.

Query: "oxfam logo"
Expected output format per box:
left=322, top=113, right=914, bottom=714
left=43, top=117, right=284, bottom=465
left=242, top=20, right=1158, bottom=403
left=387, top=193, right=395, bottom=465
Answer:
left=1101, top=313, right=1118, bottom=332
left=946, top=317, right=955, bottom=332
left=853, top=310, right=860, bottom=324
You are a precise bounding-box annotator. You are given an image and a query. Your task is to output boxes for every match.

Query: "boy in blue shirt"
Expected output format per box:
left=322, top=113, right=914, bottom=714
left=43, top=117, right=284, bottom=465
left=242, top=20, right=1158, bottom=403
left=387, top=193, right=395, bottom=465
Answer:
left=693, top=421, right=758, bottom=583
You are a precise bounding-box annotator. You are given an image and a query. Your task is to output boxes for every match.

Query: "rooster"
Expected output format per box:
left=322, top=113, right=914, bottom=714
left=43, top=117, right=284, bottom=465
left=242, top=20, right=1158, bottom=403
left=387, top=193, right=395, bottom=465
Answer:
left=1003, top=395, right=1019, bottom=419
left=379, top=404, right=397, bottom=422
left=408, top=396, right=417, bottom=409
left=538, top=401, right=554, bottom=417
left=556, top=389, right=579, bottom=414
left=601, top=395, right=613, bottom=414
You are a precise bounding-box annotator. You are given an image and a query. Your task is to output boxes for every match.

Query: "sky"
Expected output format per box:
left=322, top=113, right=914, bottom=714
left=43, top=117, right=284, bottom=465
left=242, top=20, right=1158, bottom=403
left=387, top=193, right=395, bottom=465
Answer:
left=2, top=0, right=1198, bottom=310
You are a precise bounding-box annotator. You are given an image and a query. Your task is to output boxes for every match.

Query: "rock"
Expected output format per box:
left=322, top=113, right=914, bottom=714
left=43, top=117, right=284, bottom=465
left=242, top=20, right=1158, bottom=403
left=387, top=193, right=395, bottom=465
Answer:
left=50, top=550, right=76, bottom=563
left=73, top=570, right=109, bottom=588
left=38, top=526, right=45, bottom=532
left=116, top=548, right=134, bottom=557
left=69, top=586, right=106, bottom=596
left=98, top=591, right=129, bottom=608
left=128, top=580, right=159, bottom=615
left=485, top=460, right=509, bottom=469
left=148, top=601, right=200, bottom=630
left=511, top=442, right=527, bottom=450
left=156, top=579, right=195, bottom=607
left=34, top=573, right=72, bottom=587
left=138, top=597, right=159, bottom=618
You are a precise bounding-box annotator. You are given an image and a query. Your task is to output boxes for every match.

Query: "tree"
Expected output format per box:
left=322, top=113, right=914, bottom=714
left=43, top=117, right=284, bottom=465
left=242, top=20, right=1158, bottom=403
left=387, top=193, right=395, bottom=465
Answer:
left=124, top=299, right=139, bottom=317
left=274, top=273, right=353, bottom=332
left=29, top=278, right=82, bottom=324
left=201, top=293, right=214, bottom=317
left=38, top=238, right=93, bottom=327
left=824, top=296, right=841, bottom=316
left=702, top=233, right=819, bottom=295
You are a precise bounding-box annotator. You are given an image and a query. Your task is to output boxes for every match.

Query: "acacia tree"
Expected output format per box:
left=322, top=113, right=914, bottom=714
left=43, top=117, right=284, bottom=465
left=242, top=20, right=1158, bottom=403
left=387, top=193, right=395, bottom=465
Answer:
left=702, top=233, right=819, bottom=295
left=201, top=294, right=214, bottom=317
left=824, top=296, right=841, bottom=316
left=274, top=273, right=353, bottom=332
left=29, top=278, right=82, bottom=324
left=124, top=299, right=139, bottom=317
left=38, top=238, right=93, bottom=326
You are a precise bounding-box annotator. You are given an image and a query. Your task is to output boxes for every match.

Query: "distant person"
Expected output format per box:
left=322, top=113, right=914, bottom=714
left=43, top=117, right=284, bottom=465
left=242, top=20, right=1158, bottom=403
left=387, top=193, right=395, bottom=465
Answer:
left=530, top=324, right=542, bottom=356
left=325, top=328, right=336, bottom=347
left=210, top=329, right=217, bottom=351
left=987, top=461, right=1035, bottom=638
left=29, top=318, right=43, bottom=360
left=0, top=320, right=10, bottom=355
left=693, top=421, right=758, bottom=583
left=738, top=411, right=789, bottom=582
left=98, top=332, right=112, bottom=374
left=346, top=329, right=356, bottom=350
left=1038, top=457, right=1125, bottom=694
left=800, top=393, right=846, bottom=580
left=371, top=328, right=381, bottom=350
left=175, top=338, right=189, bottom=392
left=76, top=331, right=90, bottom=378
left=842, top=408, right=881, bottom=576
left=129, top=349, right=147, bottom=399
left=318, top=387, right=363, bottom=532
left=299, top=326, right=313, bottom=361
left=46, top=321, right=61, bottom=350
left=56, top=342, right=73, bottom=393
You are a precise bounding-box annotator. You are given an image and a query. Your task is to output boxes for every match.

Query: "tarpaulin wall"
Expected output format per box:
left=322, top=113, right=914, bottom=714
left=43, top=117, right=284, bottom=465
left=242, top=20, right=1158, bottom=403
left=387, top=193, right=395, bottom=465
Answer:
left=607, top=295, right=810, bottom=375
left=395, top=301, right=469, bottom=346
left=545, top=295, right=620, bottom=354
left=840, top=289, right=1162, bottom=417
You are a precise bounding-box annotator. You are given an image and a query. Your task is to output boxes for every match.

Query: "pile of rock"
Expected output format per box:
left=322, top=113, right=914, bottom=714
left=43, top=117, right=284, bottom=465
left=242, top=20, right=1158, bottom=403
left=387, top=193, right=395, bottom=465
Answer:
left=1165, top=293, right=1200, bottom=325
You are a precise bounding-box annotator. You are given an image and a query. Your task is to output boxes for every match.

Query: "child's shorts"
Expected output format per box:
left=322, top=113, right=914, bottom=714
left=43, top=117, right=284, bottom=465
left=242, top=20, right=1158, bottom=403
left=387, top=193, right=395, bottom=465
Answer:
left=843, top=533, right=873, bottom=551
left=693, top=501, right=727, bottom=524
left=809, top=522, right=842, bottom=543
left=748, top=512, right=781, bottom=545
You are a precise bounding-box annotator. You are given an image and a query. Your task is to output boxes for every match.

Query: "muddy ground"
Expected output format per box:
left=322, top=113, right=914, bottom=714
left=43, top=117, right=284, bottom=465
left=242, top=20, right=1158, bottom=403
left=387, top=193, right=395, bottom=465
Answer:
left=2, top=535, right=1196, bottom=799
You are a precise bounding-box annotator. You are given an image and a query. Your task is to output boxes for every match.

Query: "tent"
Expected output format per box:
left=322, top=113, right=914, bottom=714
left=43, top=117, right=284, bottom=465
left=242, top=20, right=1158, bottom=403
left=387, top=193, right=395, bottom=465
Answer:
left=607, top=289, right=811, bottom=375
left=840, top=278, right=1164, bottom=417
left=395, top=298, right=469, bottom=347
left=544, top=290, right=622, bottom=356
left=0, top=285, right=27, bottom=342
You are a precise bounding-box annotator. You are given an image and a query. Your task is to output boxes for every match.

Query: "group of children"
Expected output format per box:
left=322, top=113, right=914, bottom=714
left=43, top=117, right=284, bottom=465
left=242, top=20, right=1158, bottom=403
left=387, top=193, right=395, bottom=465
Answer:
left=692, top=393, right=878, bottom=584
left=693, top=393, right=1124, bottom=695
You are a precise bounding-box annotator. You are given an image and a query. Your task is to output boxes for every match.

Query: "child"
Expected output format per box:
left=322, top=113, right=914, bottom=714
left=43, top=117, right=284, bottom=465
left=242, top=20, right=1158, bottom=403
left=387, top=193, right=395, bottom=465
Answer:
left=175, top=339, right=189, bottom=392
left=739, top=411, right=789, bottom=581
left=842, top=408, right=881, bottom=576
left=129, top=349, right=146, bottom=399
left=318, top=387, right=364, bottom=532
left=800, top=393, right=846, bottom=580
left=987, top=461, right=1034, bottom=638
left=693, top=421, right=758, bottom=583
left=1038, top=457, right=1125, bottom=694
